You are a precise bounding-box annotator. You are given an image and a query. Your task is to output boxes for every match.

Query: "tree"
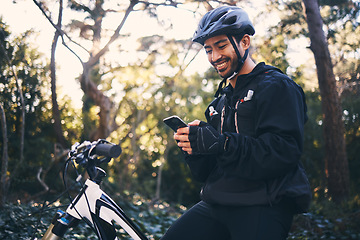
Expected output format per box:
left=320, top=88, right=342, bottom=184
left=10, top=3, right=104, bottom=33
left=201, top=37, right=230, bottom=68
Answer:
left=0, top=21, right=11, bottom=206
left=50, top=0, right=67, bottom=148
left=0, top=19, right=67, bottom=201
left=0, top=103, right=8, bottom=207
left=32, top=0, right=239, bottom=141
left=34, top=0, right=187, bottom=141
left=324, top=0, right=360, bottom=197
left=302, top=0, right=349, bottom=203
left=0, top=21, right=26, bottom=173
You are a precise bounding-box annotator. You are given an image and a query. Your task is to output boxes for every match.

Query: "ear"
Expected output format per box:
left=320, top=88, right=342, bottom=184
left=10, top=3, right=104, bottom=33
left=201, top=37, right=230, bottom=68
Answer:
left=241, top=35, right=251, bottom=50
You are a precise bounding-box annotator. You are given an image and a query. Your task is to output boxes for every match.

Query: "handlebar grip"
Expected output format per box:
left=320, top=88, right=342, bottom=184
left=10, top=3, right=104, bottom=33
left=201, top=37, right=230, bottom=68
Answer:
left=94, top=144, right=122, bottom=158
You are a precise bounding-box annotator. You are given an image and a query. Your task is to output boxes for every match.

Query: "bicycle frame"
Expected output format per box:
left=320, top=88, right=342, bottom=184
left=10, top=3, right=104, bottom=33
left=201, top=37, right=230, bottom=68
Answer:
left=42, top=177, right=148, bottom=240
left=41, top=140, right=149, bottom=240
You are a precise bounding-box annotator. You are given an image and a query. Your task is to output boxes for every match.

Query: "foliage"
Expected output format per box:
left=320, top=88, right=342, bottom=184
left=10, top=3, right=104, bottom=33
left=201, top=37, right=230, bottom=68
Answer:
left=342, top=84, right=360, bottom=196
left=289, top=199, right=360, bottom=239
left=300, top=91, right=326, bottom=197
left=0, top=18, right=83, bottom=201
left=1, top=197, right=360, bottom=239
left=1, top=0, right=360, bottom=228
left=0, top=19, right=59, bottom=197
left=0, top=196, right=184, bottom=240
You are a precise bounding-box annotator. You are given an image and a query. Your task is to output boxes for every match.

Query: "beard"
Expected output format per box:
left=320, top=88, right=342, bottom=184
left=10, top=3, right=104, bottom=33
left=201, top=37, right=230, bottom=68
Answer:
left=214, top=58, right=238, bottom=79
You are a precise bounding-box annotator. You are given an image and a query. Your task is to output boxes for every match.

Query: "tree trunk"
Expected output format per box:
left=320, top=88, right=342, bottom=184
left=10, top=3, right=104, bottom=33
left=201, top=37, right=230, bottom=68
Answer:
left=79, top=0, right=137, bottom=140
left=0, top=103, right=9, bottom=207
left=155, top=163, right=163, bottom=201
left=302, top=0, right=349, bottom=203
left=51, top=0, right=67, bottom=147
left=16, top=74, right=25, bottom=167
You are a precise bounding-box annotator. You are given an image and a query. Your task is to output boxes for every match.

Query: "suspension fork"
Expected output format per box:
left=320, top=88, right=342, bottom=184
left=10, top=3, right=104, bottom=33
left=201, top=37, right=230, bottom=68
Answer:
left=42, top=210, right=80, bottom=240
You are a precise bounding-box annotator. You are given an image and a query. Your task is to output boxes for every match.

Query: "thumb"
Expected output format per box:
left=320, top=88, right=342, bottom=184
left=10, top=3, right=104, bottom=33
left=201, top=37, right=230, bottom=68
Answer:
left=188, top=120, right=201, bottom=126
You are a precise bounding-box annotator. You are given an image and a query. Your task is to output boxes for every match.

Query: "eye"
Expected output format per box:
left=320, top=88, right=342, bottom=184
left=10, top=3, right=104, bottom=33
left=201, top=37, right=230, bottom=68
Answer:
left=219, top=44, right=227, bottom=49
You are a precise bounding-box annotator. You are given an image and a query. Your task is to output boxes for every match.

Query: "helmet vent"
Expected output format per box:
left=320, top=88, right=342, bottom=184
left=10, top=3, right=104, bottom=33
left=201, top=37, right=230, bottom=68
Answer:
left=211, top=12, right=227, bottom=24
left=223, top=15, right=237, bottom=25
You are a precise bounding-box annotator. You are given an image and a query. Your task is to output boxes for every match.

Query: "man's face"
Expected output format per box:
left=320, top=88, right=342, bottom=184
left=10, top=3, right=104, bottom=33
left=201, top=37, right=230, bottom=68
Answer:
left=204, top=34, right=240, bottom=79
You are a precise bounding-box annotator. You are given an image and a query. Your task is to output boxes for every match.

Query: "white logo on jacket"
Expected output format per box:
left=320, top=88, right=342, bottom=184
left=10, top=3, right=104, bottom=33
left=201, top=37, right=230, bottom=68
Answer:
left=209, top=106, right=218, bottom=116
left=243, top=90, right=254, bottom=101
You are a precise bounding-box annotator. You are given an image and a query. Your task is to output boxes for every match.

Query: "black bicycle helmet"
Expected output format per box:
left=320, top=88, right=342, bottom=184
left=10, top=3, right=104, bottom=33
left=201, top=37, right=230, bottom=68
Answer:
left=193, top=6, right=255, bottom=45
left=193, top=6, right=256, bottom=97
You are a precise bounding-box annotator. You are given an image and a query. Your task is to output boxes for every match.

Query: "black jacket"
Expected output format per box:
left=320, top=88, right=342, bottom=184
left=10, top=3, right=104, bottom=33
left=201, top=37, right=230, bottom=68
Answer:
left=185, top=63, right=311, bottom=213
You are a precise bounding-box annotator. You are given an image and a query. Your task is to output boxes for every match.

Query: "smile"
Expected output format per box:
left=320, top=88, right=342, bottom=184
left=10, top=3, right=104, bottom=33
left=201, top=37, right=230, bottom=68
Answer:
left=215, top=61, right=228, bottom=71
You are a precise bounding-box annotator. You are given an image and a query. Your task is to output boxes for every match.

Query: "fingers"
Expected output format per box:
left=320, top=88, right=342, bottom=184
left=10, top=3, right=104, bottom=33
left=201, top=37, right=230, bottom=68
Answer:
left=188, top=120, right=201, bottom=126
left=176, top=126, right=189, bottom=135
left=179, top=144, right=192, bottom=154
left=177, top=139, right=193, bottom=154
left=182, top=147, right=192, bottom=155
left=174, top=126, right=189, bottom=141
left=178, top=140, right=191, bottom=150
left=173, top=126, right=193, bottom=154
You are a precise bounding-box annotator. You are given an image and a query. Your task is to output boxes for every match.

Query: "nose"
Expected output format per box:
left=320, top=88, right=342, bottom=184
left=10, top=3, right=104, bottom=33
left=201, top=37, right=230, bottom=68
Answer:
left=210, top=49, right=222, bottom=63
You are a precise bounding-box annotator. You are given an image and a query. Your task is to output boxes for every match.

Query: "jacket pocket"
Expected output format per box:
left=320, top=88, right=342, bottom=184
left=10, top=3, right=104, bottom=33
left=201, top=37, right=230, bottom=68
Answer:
left=235, top=100, right=255, bottom=136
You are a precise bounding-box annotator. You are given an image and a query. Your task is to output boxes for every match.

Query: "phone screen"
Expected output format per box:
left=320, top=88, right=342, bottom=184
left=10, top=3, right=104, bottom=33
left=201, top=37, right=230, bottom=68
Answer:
left=163, top=115, right=187, bottom=131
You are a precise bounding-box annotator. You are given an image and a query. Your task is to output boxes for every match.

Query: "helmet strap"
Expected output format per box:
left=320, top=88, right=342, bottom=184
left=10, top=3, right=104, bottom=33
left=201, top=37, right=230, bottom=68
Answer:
left=214, top=78, right=227, bottom=97
left=226, top=34, right=248, bottom=80
left=214, top=35, right=248, bottom=97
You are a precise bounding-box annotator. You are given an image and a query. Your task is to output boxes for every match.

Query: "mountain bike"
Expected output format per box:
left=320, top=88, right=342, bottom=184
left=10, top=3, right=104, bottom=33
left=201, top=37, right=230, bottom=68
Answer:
left=40, top=139, right=149, bottom=240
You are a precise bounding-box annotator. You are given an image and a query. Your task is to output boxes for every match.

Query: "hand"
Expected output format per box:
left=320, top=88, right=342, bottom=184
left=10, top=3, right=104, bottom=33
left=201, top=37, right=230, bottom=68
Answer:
left=174, top=120, right=201, bottom=155
left=188, top=121, right=226, bottom=155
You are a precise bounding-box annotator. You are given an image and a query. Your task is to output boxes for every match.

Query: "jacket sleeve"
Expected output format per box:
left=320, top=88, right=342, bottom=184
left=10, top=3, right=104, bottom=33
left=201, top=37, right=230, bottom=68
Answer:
left=217, top=76, right=307, bottom=180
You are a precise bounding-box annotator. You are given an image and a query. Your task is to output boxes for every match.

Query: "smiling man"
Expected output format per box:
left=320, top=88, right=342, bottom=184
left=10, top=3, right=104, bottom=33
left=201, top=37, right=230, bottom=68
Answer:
left=204, top=34, right=256, bottom=87
left=161, top=5, right=311, bottom=240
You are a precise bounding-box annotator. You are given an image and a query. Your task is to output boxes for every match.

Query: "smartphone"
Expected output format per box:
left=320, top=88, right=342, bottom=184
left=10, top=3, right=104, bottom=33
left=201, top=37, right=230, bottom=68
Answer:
left=163, top=115, right=188, bottom=131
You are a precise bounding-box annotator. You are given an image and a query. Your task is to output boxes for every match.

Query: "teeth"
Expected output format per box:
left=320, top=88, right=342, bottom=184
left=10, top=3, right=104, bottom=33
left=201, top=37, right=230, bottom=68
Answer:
left=217, top=62, right=226, bottom=68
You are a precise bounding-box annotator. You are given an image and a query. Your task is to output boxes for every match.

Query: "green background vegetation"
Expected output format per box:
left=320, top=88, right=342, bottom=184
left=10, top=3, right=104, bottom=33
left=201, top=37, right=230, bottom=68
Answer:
left=1, top=0, right=360, bottom=239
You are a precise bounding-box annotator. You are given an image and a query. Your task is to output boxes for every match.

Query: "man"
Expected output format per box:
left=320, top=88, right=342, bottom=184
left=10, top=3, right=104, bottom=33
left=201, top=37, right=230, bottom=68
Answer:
left=161, top=5, right=311, bottom=240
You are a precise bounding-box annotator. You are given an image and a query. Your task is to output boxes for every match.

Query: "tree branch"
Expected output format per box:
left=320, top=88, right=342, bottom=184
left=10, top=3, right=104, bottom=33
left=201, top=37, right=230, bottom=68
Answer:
left=32, top=0, right=87, bottom=66
left=86, top=0, right=139, bottom=67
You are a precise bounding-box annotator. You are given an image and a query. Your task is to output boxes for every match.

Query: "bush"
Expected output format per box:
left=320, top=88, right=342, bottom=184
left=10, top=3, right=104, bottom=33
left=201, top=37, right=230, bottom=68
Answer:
left=289, top=199, right=360, bottom=239
left=0, top=197, right=183, bottom=240
left=1, top=197, right=359, bottom=239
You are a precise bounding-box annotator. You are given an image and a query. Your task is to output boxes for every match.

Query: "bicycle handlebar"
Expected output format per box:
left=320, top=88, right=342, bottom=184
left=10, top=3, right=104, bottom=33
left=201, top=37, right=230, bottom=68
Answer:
left=93, top=143, right=122, bottom=158
left=69, top=139, right=121, bottom=167
left=66, top=139, right=122, bottom=183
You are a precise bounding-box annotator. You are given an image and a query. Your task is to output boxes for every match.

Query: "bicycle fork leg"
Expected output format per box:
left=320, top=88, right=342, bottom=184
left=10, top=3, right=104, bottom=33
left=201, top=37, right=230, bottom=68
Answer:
left=42, top=210, right=80, bottom=240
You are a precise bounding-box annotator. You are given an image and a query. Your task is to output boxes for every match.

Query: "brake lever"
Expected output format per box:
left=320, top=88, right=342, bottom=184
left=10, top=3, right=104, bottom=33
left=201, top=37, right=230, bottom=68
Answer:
left=69, top=141, right=92, bottom=166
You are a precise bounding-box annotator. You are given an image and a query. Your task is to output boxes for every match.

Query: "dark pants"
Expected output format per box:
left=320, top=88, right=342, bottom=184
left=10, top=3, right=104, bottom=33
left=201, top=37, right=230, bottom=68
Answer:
left=161, top=200, right=294, bottom=240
